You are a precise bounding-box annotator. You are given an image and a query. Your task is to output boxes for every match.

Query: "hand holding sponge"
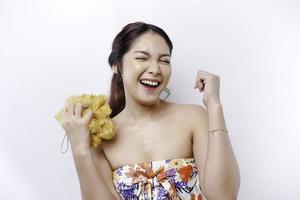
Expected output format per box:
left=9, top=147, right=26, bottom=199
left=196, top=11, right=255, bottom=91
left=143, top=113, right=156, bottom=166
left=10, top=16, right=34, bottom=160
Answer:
left=55, top=94, right=116, bottom=148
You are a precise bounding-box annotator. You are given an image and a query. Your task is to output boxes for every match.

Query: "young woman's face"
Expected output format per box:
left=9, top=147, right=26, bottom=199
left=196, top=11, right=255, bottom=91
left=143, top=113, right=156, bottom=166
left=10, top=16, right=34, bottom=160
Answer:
left=121, top=31, right=172, bottom=105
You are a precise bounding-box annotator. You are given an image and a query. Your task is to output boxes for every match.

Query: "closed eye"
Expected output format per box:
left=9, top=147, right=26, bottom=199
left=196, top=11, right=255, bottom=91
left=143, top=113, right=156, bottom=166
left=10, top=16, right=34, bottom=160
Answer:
left=135, top=58, right=170, bottom=64
left=135, top=57, right=148, bottom=61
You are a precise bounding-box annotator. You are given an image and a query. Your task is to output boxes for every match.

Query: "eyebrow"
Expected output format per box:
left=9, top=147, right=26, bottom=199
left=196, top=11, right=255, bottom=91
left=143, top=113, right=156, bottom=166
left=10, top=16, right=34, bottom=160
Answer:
left=133, top=50, right=170, bottom=58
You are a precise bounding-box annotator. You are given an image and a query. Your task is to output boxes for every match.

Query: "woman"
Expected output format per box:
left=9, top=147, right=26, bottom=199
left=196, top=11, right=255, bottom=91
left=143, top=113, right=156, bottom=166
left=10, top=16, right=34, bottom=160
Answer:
left=62, top=22, right=240, bottom=200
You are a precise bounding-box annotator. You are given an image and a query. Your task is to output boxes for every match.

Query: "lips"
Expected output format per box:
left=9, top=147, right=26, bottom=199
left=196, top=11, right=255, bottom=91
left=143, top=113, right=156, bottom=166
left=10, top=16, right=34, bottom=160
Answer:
left=139, top=78, right=161, bottom=83
left=138, top=81, right=161, bottom=92
left=137, top=77, right=163, bottom=94
left=140, top=81, right=160, bottom=87
left=140, top=84, right=159, bottom=91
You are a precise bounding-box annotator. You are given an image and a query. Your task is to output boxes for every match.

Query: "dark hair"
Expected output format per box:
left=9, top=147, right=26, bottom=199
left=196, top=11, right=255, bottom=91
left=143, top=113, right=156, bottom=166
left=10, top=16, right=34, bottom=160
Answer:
left=108, top=21, right=173, bottom=118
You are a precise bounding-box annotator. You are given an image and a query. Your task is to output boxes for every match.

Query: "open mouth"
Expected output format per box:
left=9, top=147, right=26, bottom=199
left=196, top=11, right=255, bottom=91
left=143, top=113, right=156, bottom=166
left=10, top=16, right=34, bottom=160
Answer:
left=139, top=80, right=161, bottom=89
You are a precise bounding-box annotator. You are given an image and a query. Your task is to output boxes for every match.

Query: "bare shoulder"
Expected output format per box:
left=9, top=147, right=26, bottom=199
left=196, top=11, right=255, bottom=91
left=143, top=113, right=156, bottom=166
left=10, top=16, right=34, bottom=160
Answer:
left=163, top=101, right=208, bottom=130
left=171, top=102, right=208, bottom=119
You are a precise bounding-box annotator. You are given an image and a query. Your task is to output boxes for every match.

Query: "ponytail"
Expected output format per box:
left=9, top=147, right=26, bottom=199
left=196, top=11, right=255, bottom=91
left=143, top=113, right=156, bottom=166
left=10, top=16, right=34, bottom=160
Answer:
left=108, top=67, right=125, bottom=118
left=107, top=21, right=173, bottom=118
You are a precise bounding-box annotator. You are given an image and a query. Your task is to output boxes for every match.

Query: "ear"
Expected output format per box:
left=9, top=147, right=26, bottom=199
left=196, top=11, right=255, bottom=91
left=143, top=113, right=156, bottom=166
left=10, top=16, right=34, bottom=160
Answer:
left=112, top=65, right=118, bottom=74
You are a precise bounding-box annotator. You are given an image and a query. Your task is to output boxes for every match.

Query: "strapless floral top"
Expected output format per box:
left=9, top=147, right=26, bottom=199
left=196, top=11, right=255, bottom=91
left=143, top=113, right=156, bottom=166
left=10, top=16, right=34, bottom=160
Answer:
left=112, top=158, right=207, bottom=200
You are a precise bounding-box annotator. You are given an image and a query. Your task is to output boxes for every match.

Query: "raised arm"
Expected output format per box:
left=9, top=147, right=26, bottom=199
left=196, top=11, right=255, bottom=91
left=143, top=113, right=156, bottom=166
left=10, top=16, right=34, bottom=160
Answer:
left=191, top=104, right=240, bottom=200
left=192, top=70, right=240, bottom=200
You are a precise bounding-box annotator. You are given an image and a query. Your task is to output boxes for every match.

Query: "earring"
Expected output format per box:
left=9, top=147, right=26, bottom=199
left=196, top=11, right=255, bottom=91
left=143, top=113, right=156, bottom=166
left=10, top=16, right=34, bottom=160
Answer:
left=162, top=87, right=171, bottom=100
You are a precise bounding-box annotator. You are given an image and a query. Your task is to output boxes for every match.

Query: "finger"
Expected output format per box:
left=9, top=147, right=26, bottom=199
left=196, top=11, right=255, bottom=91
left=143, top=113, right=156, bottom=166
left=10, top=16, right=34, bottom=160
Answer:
left=197, top=70, right=216, bottom=84
left=74, top=103, right=82, bottom=117
left=61, top=107, right=67, bottom=119
left=198, top=69, right=213, bottom=75
left=82, top=110, right=93, bottom=123
left=82, top=103, right=89, bottom=109
left=67, top=103, right=75, bottom=116
left=63, top=106, right=67, bottom=115
left=195, top=73, right=208, bottom=90
left=194, top=81, right=198, bottom=88
left=198, top=71, right=210, bottom=80
left=194, top=80, right=203, bottom=89
left=197, top=71, right=210, bottom=80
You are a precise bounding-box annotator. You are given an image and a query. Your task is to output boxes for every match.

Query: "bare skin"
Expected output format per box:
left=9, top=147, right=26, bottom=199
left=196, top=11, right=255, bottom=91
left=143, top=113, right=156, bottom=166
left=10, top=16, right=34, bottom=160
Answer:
left=91, top=100, right=207, bottom=200
left=65, top=31, right=240, bottom=200
left=102, top=100, right=194, bottom=171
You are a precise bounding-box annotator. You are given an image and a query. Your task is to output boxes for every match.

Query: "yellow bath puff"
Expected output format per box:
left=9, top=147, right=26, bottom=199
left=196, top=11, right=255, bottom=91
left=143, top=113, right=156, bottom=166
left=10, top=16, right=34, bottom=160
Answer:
left=55, top=94, right=116, bottom=148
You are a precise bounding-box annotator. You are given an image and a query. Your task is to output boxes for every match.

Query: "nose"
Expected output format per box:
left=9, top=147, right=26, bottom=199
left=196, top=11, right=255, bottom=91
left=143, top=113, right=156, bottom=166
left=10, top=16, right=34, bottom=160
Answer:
left=147, top=61, right=161, bottom=75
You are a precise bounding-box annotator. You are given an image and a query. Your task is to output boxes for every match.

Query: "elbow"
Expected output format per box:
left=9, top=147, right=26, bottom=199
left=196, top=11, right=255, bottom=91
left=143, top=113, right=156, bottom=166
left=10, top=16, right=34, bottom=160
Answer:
left=220, top=190, right=239, bottom=200
left=221, top=193, right=239, bottom=200
left=205, top=192, right=239, bottom=200
left=203, top=179, right=240, bottom=200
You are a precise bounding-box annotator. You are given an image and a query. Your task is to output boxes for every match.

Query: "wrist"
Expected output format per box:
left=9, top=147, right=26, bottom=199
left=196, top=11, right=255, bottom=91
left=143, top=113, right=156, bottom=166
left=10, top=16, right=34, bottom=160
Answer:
left=208, top=129, right=228, bottom=134
left=206, top=101, right=223, bottom=110
left=206, top=102, right=227, bottom=131
left=71, top=145, right=91, bottom=157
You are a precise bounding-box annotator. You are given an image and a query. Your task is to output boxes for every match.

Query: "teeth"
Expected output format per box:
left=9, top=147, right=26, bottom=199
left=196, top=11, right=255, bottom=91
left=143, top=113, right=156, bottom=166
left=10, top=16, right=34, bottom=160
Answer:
left=140, top=80, right=159, bottom=86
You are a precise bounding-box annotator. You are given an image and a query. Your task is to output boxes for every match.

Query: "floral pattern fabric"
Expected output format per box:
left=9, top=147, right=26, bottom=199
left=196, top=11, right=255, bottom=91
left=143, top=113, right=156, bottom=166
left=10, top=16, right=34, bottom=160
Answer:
left=112, top=158, right=207, bottom=200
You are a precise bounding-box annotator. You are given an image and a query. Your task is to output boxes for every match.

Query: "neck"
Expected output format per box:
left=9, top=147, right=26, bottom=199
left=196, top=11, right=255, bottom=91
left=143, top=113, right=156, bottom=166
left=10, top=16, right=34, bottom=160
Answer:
left=121, top=97, right=166, bottom=121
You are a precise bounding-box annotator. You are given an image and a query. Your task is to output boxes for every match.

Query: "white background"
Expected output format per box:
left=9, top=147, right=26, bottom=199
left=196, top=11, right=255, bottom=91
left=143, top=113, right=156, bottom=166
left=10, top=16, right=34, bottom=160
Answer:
left=1, top=0, right=299, bottom=199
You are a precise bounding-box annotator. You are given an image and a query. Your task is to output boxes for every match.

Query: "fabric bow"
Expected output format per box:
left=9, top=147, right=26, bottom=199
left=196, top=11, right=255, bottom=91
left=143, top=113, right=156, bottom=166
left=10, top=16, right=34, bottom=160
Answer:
left=132, top=166, right=187, bottom=200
